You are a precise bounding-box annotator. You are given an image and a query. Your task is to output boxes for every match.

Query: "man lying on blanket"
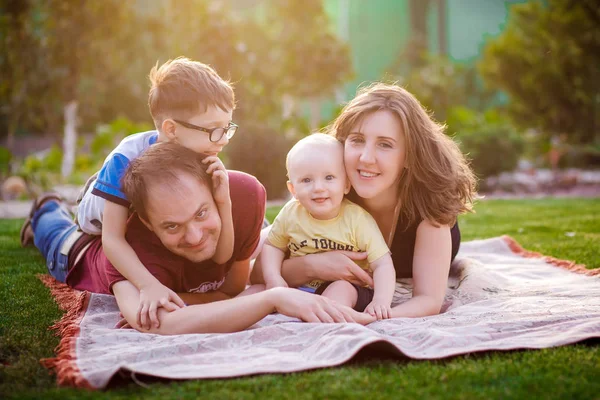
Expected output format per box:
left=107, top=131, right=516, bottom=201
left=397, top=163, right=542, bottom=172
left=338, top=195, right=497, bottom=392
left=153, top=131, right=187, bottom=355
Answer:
left=21, top=143, right=373, bottom=334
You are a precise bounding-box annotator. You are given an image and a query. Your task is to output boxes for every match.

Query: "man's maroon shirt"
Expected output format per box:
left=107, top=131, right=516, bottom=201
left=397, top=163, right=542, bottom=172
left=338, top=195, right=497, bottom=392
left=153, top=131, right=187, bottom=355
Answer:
left=67, top=171, right=266, bottom=294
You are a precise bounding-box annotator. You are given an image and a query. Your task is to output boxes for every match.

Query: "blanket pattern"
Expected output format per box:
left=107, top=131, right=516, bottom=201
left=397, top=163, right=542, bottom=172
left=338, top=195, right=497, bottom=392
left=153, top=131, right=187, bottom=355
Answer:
left=39, top=236, right=600, bottom=389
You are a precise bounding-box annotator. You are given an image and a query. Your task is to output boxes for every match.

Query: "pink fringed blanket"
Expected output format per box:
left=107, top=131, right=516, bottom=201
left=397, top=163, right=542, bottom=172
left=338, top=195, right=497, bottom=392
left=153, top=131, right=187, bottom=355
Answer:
left=39, top=236, right=600, bottom=389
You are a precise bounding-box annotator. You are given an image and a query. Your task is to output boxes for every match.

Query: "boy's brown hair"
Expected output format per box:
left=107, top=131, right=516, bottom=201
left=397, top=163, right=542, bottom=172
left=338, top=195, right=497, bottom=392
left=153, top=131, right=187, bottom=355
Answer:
left=148, top=57, right=235, bottom=131
left=122, top=142, right=213, bottom=222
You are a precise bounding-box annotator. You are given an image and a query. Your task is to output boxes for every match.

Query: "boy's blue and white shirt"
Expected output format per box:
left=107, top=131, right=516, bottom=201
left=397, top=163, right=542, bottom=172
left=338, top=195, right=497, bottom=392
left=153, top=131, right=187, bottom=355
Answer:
left=77, top=130, right=158, bottom=235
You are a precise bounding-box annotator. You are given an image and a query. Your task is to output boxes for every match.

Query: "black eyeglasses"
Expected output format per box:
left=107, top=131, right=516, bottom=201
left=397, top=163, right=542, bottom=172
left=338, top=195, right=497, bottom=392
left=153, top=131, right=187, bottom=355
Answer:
left=173, top=119, right=238, bottom=142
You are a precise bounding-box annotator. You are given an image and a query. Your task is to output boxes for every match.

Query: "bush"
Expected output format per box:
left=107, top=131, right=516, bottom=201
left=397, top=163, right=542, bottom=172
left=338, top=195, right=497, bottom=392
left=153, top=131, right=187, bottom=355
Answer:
left=0, top=147, right=12, bottom=178
left=479, top=0, right=600, bottom=145
left=448, top=107, right=524, bottom=178
left=225, top=122, right=296, bottom=200
left=561, top=144, right=600, bottom=169
left=17, top=145, right=64, bottom=191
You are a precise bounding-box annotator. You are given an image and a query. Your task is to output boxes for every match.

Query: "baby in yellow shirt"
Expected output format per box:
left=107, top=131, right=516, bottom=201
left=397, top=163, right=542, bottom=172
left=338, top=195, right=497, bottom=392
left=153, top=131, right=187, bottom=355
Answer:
left=261, top=133, right=396, bottom=319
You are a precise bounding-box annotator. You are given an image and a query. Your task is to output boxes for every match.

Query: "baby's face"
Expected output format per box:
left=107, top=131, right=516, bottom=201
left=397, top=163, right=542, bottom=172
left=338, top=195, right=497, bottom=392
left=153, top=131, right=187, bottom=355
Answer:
left=287, top=145, right=350, bottom=220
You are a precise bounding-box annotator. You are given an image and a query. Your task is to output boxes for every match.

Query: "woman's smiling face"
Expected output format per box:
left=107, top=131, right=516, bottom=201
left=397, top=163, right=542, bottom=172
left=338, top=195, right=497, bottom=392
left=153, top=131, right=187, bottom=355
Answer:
left=343, top=109, right=406, bottom=202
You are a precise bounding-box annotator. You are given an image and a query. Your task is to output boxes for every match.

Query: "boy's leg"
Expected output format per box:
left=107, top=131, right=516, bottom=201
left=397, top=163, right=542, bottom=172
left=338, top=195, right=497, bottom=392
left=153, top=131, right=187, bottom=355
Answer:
left=29, top=198, right=79, bottom=283
left=320, top=280, right=358, bottom=308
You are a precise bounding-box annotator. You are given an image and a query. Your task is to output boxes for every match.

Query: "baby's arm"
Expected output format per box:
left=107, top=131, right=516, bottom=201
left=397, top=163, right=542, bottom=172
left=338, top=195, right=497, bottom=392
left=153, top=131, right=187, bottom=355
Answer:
left=261, top=242, right=289, bottom=289
left=364, top=253, right=396, bottom=320
left=203, top=156, right=234, bottom=264
left=102, top=201, right=185, bottom=329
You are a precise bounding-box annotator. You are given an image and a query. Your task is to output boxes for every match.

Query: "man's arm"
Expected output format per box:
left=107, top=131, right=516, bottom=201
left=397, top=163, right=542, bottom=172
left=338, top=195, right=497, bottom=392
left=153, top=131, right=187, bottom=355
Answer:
left=113, top=281, right=374, bottom=334
left=102, top=201, right=184, bottom=329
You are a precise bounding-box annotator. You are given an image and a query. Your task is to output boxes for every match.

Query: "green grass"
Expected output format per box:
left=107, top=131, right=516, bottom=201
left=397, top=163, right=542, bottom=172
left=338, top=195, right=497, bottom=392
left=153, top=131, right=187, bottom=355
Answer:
left=1, top=198, right=599, bottom=399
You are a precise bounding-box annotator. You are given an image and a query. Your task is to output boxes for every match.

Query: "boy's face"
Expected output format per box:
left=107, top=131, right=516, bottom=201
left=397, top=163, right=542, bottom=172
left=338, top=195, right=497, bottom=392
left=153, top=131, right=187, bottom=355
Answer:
left=164, top=105, right=233, bottom=156
left=287, top=144, right=351, bottom=220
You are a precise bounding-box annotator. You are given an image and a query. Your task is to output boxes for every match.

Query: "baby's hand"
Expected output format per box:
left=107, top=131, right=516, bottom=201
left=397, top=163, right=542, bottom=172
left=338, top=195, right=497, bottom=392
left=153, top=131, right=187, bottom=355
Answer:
left=266, top=276, right=289, bottom=290
left=364, top=300, right=392, bottom=320
left=202, top=156, right=230, bottom=205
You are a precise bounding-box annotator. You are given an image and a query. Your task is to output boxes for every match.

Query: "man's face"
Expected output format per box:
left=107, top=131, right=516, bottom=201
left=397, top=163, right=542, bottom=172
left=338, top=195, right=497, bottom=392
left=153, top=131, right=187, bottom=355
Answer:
left=142, top=173, right=221, bottom=263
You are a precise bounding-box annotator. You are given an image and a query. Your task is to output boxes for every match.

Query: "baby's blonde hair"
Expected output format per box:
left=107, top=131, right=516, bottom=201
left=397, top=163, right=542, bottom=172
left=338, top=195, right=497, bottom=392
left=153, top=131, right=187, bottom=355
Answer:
left=286, top=133, right=343, bottom=177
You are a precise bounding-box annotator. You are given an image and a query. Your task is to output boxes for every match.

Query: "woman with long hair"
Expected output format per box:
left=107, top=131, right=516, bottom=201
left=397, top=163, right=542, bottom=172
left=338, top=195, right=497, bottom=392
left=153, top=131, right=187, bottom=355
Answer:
left=253, top=83, right=477, bottom=318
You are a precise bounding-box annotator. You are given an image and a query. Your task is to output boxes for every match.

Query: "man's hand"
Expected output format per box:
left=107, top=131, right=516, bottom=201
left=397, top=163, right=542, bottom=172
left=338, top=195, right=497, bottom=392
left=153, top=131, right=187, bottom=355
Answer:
left=265, top=276, right=289, bottom=290
left=364, top=299, right=392, bottom=320
left=305, top=251, right=374, bottom=287
left=268, top=287, right=375, bottom=324
left=115, top=312, right=132, bottom=329
left=137, top=281, right=186, bottom=330
left=203, top=156, right=230, bottom=205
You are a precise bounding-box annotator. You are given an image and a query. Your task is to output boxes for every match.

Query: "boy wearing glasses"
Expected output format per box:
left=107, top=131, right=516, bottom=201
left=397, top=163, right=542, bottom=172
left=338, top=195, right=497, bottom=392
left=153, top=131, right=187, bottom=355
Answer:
left=76, top=57, right=238, bottom=328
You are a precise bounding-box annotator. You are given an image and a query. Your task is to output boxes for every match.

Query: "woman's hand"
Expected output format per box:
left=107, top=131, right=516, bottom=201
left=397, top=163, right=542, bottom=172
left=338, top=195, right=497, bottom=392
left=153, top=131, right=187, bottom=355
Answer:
left=304, top=251, right=374, bottom=287
left=268, top=287, right=375, bottom=325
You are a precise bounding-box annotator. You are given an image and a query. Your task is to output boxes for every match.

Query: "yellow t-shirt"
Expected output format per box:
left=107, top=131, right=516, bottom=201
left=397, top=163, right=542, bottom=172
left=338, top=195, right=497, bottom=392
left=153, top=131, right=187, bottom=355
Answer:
left=267, top=198, right=390, bottom=292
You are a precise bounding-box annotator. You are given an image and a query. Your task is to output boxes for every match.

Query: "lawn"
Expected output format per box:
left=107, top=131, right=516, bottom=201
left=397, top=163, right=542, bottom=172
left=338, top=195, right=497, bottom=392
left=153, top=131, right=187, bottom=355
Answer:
left=1, top=198, right=599, bottom=399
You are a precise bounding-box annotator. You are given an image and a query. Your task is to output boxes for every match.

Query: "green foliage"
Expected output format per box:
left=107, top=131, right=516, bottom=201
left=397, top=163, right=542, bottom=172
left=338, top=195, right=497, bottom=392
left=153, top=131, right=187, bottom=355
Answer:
left=449, top=107, right=524, bottom=178
left=226, top=121, right=295, bottom=200
left=91, top=118, right=153, bottom=159
left=261, top=0, right=353, bottom=98
left=0, top=0, right=62, bottom=145
left=0, top=147, right=12, bottom=177
left=561, top=143, right=600, bottom=169
left=17, top=145, right=63, bottom=190
left=2, top=0, right=352, bottom=193
left=479, top=0, right=600, bottom=145
left=399, top=55, right=498, bottom=122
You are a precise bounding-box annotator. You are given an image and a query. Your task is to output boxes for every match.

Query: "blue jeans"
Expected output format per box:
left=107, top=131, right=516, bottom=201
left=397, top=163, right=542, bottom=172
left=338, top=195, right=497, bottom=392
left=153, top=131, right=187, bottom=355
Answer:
left=32, top=200, right=78, bottom=283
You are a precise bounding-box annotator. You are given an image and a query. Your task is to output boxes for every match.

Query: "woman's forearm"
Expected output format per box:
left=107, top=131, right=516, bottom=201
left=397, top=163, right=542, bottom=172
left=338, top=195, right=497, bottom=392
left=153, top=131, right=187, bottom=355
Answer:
left=280, top=255, right=314, bottom=287
left=390, top=294, right=442, bottom=318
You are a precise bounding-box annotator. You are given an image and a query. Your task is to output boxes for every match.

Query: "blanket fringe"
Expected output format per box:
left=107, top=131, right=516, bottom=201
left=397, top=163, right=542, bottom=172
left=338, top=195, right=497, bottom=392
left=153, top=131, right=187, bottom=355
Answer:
left=501, top=235, right=599, bottom=276
left=37, top=274, right=94, bottom=389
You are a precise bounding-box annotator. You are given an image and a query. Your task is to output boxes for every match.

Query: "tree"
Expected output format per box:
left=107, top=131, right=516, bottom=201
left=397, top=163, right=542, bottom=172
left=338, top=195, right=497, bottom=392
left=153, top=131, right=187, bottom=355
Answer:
left=34, top=0, right=140, bottom=177
left=0, top=0, right=55, bottom=151
left=479, top=0, right=600, bottom=145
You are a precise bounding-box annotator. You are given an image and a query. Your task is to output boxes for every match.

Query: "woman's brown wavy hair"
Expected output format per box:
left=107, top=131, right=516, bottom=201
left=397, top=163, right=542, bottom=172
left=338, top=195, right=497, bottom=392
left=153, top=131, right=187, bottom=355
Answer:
left=330, top=83, right=477, bottom=227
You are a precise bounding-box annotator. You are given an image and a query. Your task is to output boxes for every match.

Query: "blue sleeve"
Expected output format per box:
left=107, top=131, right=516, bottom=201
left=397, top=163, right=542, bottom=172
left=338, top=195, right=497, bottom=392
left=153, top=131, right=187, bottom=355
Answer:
left=91, top=153, right=130, bottom=207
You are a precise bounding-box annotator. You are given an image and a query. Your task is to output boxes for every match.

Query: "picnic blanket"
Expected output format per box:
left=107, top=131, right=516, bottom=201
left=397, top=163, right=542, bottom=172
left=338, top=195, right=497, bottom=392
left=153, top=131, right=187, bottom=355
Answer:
left=39, top=236, right=600, bottom=389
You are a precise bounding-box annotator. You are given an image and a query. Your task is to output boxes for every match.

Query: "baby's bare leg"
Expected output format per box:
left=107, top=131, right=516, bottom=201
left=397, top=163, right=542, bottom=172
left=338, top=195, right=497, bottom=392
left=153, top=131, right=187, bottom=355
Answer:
left=321, top=280, right=358, bottom=308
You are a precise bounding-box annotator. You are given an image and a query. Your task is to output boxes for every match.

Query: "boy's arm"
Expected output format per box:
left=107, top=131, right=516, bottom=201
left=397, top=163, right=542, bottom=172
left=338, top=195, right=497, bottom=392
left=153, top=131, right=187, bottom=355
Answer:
left=102, top=200, right=185, bottom=329
left=204, top=156, right=234, bottom=264
left=365, top=253, right=396, bottom=319
left=261, top=242, right=288, bottom=289
left=212, top=199, right=234, bottom=264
